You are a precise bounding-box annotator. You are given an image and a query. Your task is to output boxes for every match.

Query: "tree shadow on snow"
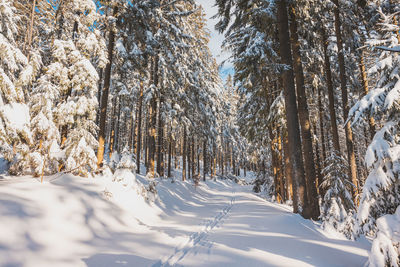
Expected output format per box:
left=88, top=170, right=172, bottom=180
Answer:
left=82, top=253, right=155, bottom=267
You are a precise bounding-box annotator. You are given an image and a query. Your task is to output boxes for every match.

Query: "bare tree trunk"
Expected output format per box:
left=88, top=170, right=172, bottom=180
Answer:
left=144, top=113, right=149, bottom=170
left=96, top=69, right=103, bottom=125
left=277, top=0, right=308, bottom=217
left=197, top=142, right=200, bottom=176
left=148, top=55, right=159, bottom=177
left=283, top=132, right=293, bottom=201
left=168, top=127, right=172, bottom=178
left=321, top=25, right=341, bottom=153
left=191, top=136, right=195, bottom=179
left=333, top=0, right=359, bottom=200
left=313, top=122, right=323, bottom=195
left=157, top=97, right=164, bottom=176
left=148, top=96, right=157, bottom=177
left=278, top=134, right=285, bottom=203
left=109, top=96, right=118, bottom=158
left=203, top=139, right=207, bottom=181
left=97, top=6, right=117, bottom=168
left=114, top=97, right=122, bottom=153
left=289, top=6, right=319, bottom=219
left=318, top=85, right=327, bottom=163
left=359, top=50, right=376, bottom=137
left=24, top=0, right=36, bottom=59
left=136, top=81, right=144, bottom=174
left=182, top=127, right=187, bottom=181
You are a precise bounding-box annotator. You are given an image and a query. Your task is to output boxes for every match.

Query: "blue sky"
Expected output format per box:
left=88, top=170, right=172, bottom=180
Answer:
left=195, top=0, right=234, bottom=80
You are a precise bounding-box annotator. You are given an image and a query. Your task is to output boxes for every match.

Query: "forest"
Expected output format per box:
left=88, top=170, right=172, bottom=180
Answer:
left=1, top=0, right=400, bottom=266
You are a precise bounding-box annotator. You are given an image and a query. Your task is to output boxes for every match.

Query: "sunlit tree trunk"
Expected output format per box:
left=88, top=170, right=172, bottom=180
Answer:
left=277, top=0, right=308, bottom=217
left=97, top=6, right=117, bottom=168
left=289, top=6, right=319, bottom=219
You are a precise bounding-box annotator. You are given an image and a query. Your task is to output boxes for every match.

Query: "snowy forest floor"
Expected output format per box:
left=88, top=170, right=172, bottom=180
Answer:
left=0, top=167, right=371, bottom=267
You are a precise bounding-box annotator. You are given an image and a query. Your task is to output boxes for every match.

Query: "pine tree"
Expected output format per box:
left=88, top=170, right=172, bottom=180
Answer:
left=320, top=151, right=355, bottom=237
left=0, top=0, right=34, bottom=174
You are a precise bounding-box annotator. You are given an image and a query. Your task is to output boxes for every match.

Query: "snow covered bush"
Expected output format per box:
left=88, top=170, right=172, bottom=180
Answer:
left=369, top=205, right=400, bottom=267
left=112, top=148, right=137, bottom=186
left=109, top=152, right=120, bottom=172
left=320, top=151, right=355, bottom=237
left=253, top=171, right=275, bottom=201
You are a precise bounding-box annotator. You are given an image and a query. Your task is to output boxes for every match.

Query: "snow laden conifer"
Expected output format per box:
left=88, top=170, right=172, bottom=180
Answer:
left=349, top=4, right=400, bottom=233
left=31, top=0, right=106, bottom=176
left=57, top=40, right=102, bottom=176
left=348, top=1, right=400, bottom=264
left=0, top=0, right=35, bottom=174
left=320, top=151, right=355, bottom=238
left=369, top=206, right=400, bottom=267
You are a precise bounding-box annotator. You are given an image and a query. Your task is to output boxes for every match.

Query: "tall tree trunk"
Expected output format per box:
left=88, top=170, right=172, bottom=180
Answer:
left=129, top=104, right=137, bottom=153
left=197, top=142, right=200, bottom=176
left=182, top=127, right=187, bottom=181
left=148, top=96, right=157, bottom=177
left=144, top=113, right=149, bottom=170
left=321, top=25, right=341, bottom=153
left=318, top=85, right=327, bottom=164
left=359, top=50, right=376, bottom=137
left=109, top=96, right=118, bottom=158
left=97, top=6, right=117, bottom=168
left=136, top=81, right=144, bottom=174
left=148, top=55, right=159, bottom=177
left=203, top=139, right=207, bottom=181
left=289, top=6, right=320, bottom=219
left=278, top=134, right=285, bottom=203
left=333, top=0, right=359, bottom=200
left=191, top=136, right=195, bottom=178
left=283, top=132, right=293, bottom=201
left=168, top=127, right=172, bottom=178
left=187, top=133, right=191, bottom=179
left=24, top=0, right=36, bottom=59
left=114, top=97, right=122, bottom=152
left=157, top=97, right=164, bottom=176
left=313, top=122, right=323, bottom=195
left=96, top=68, right=104, bottom=125
left=276, top=0, right=308, bottom=217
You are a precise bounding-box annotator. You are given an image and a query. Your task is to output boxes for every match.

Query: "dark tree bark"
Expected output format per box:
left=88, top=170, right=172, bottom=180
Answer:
left=168, top=128, right=172, bottom=178
left=136, top=81, right=144, bottom=174
left=321, top=25, right=341, bottom=154
left=144, top=113, right=149, bottom=169
left=191, top=136, right=195, bottom=178
left=148, top=56, right=159, bottom=177
left=359, top=50, right=376, bottom=137
left=156, top=97, right=164, bottom=176
left=283, top=132, right=293, bottom=201
left=289, top=6, right=320, bottom=219
left=276, top=0, right=309, bottom=217
left=203, top=139, right=207, bottom=181
left=333, top=0, right=359, bottom=200
left=109, top=96, right=118, bottom=158
left=182, top=128, right=187, bottom=181
left=318, top=85, right=327, bottom=164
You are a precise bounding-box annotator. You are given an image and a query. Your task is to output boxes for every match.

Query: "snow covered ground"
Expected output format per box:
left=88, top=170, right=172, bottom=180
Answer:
left=0, top=169, right=370, bottom=267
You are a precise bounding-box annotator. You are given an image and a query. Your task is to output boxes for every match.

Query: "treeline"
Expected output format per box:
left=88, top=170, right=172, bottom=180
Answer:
left=0, top=0, right=247, bottom=181
left=214, top=0, right=399, bottom=265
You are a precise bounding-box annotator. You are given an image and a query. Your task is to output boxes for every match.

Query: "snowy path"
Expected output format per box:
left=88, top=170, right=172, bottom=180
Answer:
left=0, top=174, right=370, bottom=267
left=155, top=190, right=236, bottom=266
